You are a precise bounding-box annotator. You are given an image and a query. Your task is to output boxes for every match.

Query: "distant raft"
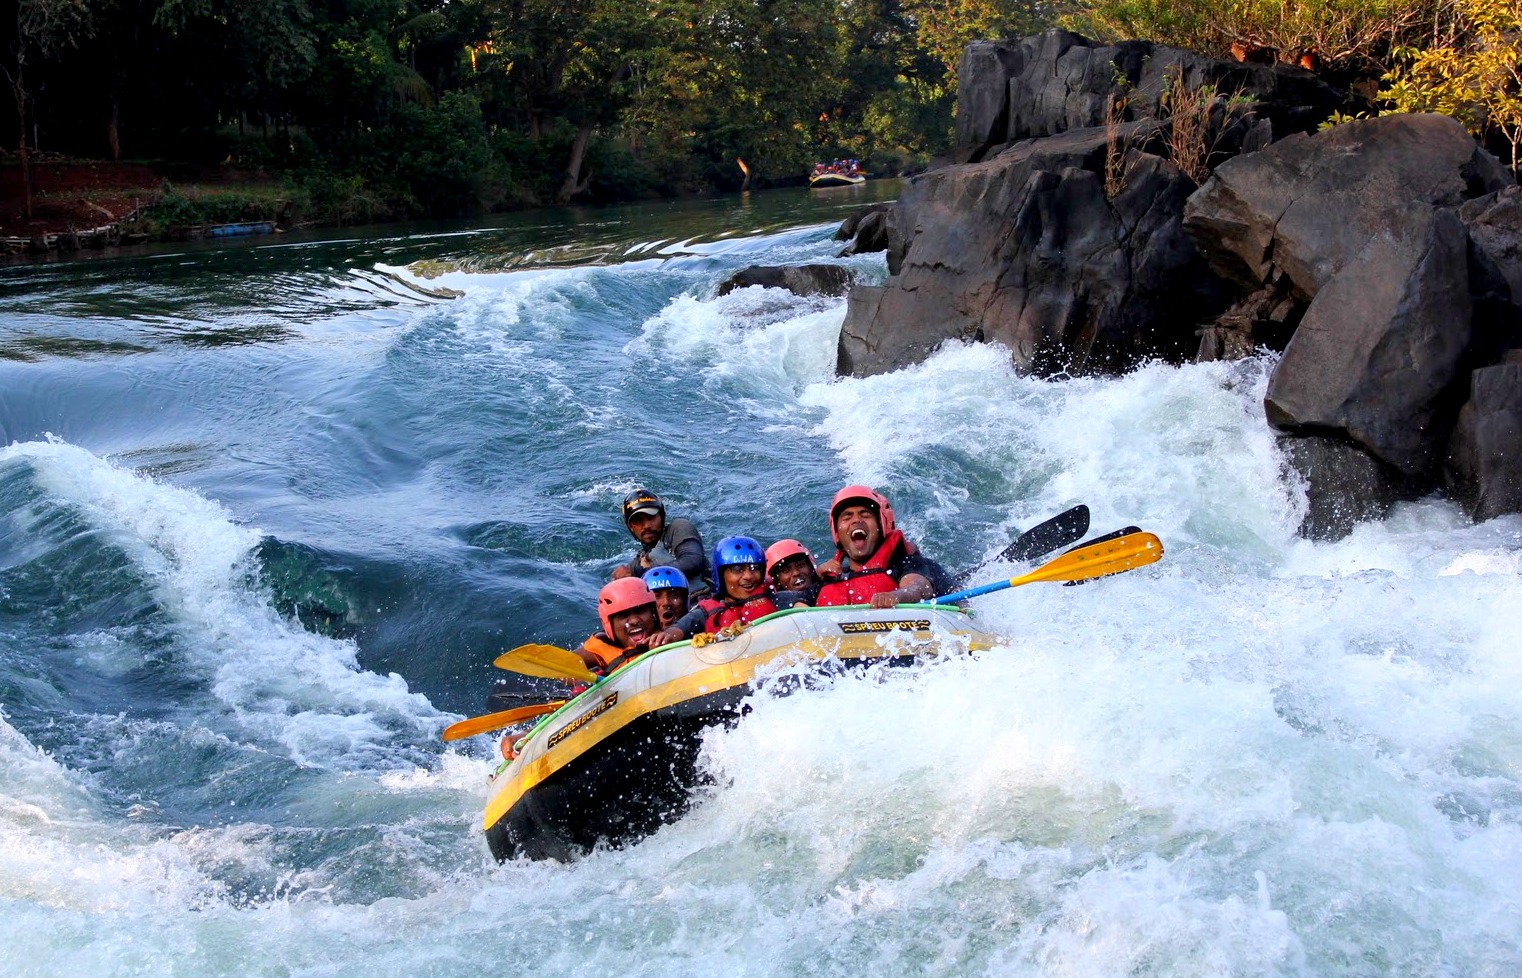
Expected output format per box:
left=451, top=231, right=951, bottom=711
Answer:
left=482, top=604, right=996, bottom=862
left=808, top=170, right=866, bottom=188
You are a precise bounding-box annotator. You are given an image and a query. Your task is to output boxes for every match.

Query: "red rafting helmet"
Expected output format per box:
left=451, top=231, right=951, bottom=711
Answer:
left=598, top=578, right=657, bottom=636
left=764, top=539, right=813, bottom=577
left=829, top=484, right=896, bottom=543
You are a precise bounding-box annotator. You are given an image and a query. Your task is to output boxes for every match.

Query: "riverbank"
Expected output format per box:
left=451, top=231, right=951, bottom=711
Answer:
left=0, top=159, right=293, bottom=258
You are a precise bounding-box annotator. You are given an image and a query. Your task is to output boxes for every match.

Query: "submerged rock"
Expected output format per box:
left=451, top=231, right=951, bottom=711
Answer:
left=1280, top=434, right=1405, bottom=540
left=834, top=203, right=893, bottom=256
left=717, top=264, right=854, bottom=298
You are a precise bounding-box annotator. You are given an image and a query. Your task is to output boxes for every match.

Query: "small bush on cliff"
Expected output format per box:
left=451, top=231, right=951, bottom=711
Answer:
left=1380, top=0, right=1522, bottom=170
left=1064, top=0, right=1438, bottom=71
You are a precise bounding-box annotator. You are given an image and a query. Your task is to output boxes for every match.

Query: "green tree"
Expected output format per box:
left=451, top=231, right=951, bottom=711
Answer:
left=904, top=0, right=1051, bottom=79
left=3, top=0, right=92, bottom=218
left=155, top=0, right=318, bottom=136
left=626, top=0, right=844, bottom=186
left=480, top=0, right=665, bottom=201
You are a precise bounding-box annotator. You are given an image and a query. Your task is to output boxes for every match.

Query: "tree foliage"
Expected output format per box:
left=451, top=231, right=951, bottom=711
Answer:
left=2, top=0, right=1065, bottom=218
left=1064, top=0, right=1439, bottom=71
left=1380, top=0, right=1522, bottom=169
left=25, top=0, right=1519, bottom=219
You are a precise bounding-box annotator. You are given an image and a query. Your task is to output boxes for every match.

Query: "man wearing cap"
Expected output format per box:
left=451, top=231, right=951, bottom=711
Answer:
left=814, top=484, right=950, bottom=608
left=609, top=488, right=712, bottom=598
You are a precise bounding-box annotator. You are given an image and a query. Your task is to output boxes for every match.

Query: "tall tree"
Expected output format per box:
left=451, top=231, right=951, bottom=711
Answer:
left=3, top=0, right=91, bottom=219
left=483, top=0, right=668, bottom=201
left=155, top=0, right=317, bottom=135
left=628, top=0, right=844, bottom=184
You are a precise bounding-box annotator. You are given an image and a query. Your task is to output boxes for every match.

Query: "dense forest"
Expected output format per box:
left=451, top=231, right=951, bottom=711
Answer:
left=4, top=0, right=1521, bottom=228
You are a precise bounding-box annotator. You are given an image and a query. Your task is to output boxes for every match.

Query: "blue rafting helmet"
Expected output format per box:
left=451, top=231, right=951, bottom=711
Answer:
left=711, top=535, right=766, bottom=574
left=642, top=565, right=689, bottom=592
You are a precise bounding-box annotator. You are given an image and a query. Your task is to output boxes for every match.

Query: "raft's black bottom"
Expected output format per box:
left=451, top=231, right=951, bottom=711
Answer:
left=486, top=687, right=746, bottom=862
left=485, top=654, right=923, bottom=861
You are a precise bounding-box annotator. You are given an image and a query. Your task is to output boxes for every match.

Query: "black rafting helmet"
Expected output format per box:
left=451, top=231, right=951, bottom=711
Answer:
left=622, top=488, right=665, bottom=527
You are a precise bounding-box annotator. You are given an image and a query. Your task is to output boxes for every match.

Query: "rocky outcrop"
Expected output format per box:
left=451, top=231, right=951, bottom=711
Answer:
left=1184, top=114, right=1511, bottom=296
left=1184, top=113, right=1517, bottom=523
left=953, top=31, right=1343, bottom=164
left=839, top=32, right=1345, bottom=380
left=717, top=264, right=854, bottom=298
left=839, top=125, right=1229, bottom=376
left=831, top=28, right=1522, bottom=533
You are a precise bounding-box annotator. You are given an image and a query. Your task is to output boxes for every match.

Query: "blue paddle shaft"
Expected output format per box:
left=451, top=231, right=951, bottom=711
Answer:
left=930, top=578, right=1014, bottom=604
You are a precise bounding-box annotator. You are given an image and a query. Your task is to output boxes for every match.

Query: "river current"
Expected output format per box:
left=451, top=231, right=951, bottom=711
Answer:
left=2, top=184, right=1519, bottom=976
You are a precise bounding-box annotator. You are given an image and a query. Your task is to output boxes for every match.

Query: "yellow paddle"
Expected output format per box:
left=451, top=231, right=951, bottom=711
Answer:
left=492, top=643, right=598, bottom=683
left=931, top=530, right=1163, bottom=603
left=441, top=700, right=568, bottom=741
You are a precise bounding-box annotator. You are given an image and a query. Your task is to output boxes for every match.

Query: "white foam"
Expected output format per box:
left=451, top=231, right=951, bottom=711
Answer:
left=633, top=286, right=845, bottom=397
left=0, top=439, right=443, bottom=770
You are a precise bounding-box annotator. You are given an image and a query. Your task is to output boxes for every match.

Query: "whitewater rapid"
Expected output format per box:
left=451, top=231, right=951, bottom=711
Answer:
left=2, top=198, right=1519, bottom=976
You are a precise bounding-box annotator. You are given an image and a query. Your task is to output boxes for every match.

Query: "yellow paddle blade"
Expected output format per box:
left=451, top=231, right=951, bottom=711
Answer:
left=491, top=643, right=598, bottom=682
left=1012, top=531, right=1163, bottom=587
left=441, top=700, right=567, bottom=741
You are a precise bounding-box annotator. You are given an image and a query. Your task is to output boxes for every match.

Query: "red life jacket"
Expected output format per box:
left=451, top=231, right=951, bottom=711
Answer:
left=577, top=633, right=644, bottom=675
left=697, top=592, right=778, bottom=632
left=814, top=530, right=909, bottom=607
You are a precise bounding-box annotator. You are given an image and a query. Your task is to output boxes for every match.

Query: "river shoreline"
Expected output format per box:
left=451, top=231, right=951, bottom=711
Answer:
left=0, top=157, right=832, bottom=263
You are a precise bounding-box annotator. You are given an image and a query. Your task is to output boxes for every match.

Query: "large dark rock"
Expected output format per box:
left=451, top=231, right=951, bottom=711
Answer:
left=1446, top=360, right=1522, bottom=521
left=1184, top=114, right=1511, bottom=296
left=717, top=264, right=854, bottom=298
left=838, top=124, right=1230, bottom=377
left=1280, top=434, right=1405, bottom=540
left=955, top=30, right=1344, bottom=162
left=1264, top=205, right=1472, bottom=476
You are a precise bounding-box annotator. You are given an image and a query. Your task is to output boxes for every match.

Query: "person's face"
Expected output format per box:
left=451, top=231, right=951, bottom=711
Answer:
left=834, top=504, right=882, bottom=563
left=610, top=604, right=658, bottom=648
left=652, top=587, right=688, bottom=626
left=627, top=510, right=664, bottom=546
left=721, top=563, right=763, bottom=601
left=770, top=555, right=816, bottom=591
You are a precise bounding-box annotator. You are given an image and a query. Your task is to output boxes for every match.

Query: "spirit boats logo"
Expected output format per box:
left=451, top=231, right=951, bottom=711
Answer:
left=837, top=619, right=931, bottom=634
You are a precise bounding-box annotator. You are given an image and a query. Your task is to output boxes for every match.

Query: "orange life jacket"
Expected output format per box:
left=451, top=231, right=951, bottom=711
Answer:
left=814, top=530, right=909, bottom=607
left=577, top=633, right=644, bottom=675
